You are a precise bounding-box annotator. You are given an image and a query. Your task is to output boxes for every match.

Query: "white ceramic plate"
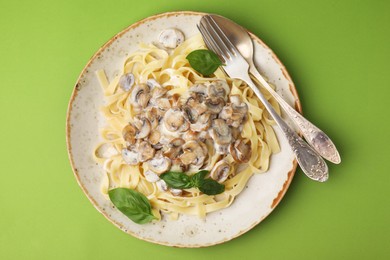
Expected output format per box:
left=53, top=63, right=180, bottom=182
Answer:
left=66, top=11, right=300, bottom=247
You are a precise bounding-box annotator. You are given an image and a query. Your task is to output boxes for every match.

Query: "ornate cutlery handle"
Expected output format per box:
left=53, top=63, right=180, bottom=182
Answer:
left=250, top=68, right=341, bottom=164
left=244, top=75, right=329, bottom=182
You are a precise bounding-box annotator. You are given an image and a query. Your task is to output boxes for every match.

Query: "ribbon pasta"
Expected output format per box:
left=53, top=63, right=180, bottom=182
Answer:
left=93, top=34, right=280, bottom=220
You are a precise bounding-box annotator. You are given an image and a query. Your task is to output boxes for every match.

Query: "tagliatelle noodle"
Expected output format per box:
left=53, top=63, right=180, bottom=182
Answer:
left=93, top=34, right=280, bottom=220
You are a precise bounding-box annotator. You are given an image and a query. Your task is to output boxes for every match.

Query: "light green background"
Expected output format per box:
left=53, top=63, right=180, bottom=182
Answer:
left=1, top=0, right=389, bottom=259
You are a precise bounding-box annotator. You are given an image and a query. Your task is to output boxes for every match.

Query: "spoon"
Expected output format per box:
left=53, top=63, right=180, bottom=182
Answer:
left=209, top=14, right=341, bottom=164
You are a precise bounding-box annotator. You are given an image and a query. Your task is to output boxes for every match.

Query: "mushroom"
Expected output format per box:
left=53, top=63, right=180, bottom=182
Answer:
left=163, top=108, right=190, bottom=132
left=146, top=78, right=161, bottom=89
left=170, top=158, right=188, bottom=172
left=207, top=80, right=230, bottom=101
left=122, top=124, right=136, bottom=145
left=205, top=97, right=225, bottom=114
left=133, top=117, right=151, bottom=139
left=158, top=28, right=185, bottom=49
left=119, top=73, right=135, bottom=92
left=209, top=119, right=232, bottom=145
left=219, top=104, right=245, bottom=128
left=189, top=84, right=208, bottom=101
left=156, top=179, right=168, bottom=191
left=121, top=148, right=139, bottom=165
left=138, top=141, right=155, bottom=162
left=144, top=170, right=160, bottom=183
left=215, top=143, right=229, bottom=154
left=130, top=84, right=151, bottom=108
left=183, top=105, right=199, bottom=124
left=182, top=130, right=199, bottom=141
left=145, top=108, right=160, bottom=129
left=146, top=153, right=171, bottom=174
left=164, top=138, right=185, bottom=159
left=179, top=140, right=206, bottom=167
left=230, top=139, right=252, bottom=163
left=186, top=96, right=208, bottom=115
left=210, top=160, right=231, bottom=183
left=169, top=93, right=182, bottom=107
left=190, top=112, right=211, bottom=132
left=156, top=98, right=171, bottom=113
left=170, top=188, right=183, bottom=196
left=149, top=131, right=161, bottom=146
left=150, top=86, right=168, bottom=103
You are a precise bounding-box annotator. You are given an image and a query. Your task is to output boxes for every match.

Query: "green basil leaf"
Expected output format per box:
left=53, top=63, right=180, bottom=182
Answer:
left=198, top=179, right=225, bottom=195
left=186, top=49, right=223, bottom=76
left=160, top=171, right=193, bottom=189
left=190, top=170, right=209, bottom=187
left=108, top=188, right=155, bottom=224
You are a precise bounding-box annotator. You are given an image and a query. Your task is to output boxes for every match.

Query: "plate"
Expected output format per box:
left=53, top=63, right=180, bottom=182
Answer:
left=66, top=11, right=299, bottom=247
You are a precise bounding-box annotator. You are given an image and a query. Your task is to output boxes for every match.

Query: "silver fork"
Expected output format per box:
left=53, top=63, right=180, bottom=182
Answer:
left=198, top=16, right=328, bottom=182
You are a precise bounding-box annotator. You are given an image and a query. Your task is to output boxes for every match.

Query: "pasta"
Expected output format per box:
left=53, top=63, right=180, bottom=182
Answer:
left=93, top=33, right=280, bottom=221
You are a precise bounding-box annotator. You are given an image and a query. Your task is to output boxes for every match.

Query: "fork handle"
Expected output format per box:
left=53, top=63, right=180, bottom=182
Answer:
left=249, top=68, right=340, bottom=164
left=243, top=75, right=329, bottom=182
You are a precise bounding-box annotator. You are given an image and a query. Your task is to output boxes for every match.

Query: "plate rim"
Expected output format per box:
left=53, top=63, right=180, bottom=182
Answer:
left=66, top=10, right=300, bottom=247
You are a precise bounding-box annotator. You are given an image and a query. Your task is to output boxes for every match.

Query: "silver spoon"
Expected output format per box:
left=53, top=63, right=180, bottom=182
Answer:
left=209, top=14, right=341, bottom=164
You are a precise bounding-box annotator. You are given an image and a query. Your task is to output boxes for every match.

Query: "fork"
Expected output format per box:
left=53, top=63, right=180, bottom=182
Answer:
left=198, top=15, right=329, bottom=182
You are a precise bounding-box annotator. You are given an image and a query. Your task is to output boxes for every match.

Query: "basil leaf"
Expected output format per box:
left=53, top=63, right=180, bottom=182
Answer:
left=108, top=188, right=155, bottom=224
left=160, top=171, right=193, bottom=189
left=198, top=179, right=225, bottom=195
left=190, top=170, right=209, bottom=187
left=186, top=49, right=223, bottom=76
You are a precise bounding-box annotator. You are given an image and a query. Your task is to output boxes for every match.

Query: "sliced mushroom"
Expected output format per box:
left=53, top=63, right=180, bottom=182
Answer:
left=164, top=138, right=185, bottom=159
left=138, top=141, right=155, bottom=162
left=158, top=28, right=185, bottom=49
left=156, top=179, right=168, bottom=192
left=145, top=108, right=160, bottom=129
left=209, top=119, right=232, bottom=145
left=169, top=93, right=182, bottom=108
left=215, top=143, right=229, bottom=154
left=156, top=98, right=171, bottom=112
left=170, top=158, right=188, bottom=172
left=122, top=124, right=136, bottom=145
left=130, top=84, right=151, bottom=108
left=207, top=80, right=230, bottom=101
left=183, top=105, right=199, bottom=124
left=182, top=130, right=199, bottom=141
left=133, top=117, right=151, bottom=139
left=146, top=78, right=161, bottom=89
left=122, top=148, right=139, bottom=165
left=186, top=96, right=208, bottom=115
left=189, top=84, right=208, bottom=101
left=190, top=112, right=211, bottom=132
left=170, top=188, right=183, bottom=196
left=230, top=139, right=252, bottom=163
left=210, top=160, right=231, bottom=183
left=149, top=131, right=161, bottom=145
left=144, top=170, right=160, bottom=183
left=119, top=73, right=135, bottom=92
left=146, top=153, right=171, bottom=174
left=151, top=85, right=168, bottom=99
left=163, top=108, right=190, bottom=132
left=205, top=97, right=225, bottom=114
left=219, top=104, right=246, bottom=128
left=179, top=141, right=206, bottom=167
left=179, top=152, right=197, bottom=166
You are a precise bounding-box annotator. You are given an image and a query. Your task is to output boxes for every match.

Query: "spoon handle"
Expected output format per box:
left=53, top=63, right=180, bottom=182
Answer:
left=249, top=67, right=341, bottom=164
left=241, top=75, right=329, bottom=182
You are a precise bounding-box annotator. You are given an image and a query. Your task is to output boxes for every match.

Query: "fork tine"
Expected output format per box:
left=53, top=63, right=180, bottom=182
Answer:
left=198, top=21, right=227, bottom=63
left=197, top=23, right=222, bottom=60
left=203, top=15, right=239, bottom=58
left=200, top=16, right=232, bottom=60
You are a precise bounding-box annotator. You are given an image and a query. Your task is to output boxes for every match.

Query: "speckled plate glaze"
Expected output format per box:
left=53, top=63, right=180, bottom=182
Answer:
left=66, top=11, right=300, bottom=247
